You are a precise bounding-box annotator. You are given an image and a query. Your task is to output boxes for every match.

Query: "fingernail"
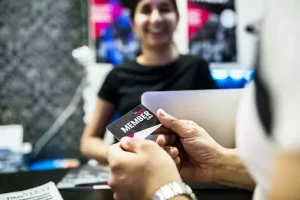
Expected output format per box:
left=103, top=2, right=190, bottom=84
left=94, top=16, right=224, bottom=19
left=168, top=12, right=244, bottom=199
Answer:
left=158, top=109, right=167, bottom=117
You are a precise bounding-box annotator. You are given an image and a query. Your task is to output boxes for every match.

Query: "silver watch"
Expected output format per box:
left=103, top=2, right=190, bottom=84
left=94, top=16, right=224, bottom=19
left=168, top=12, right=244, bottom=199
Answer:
left=152, top=182, right=197, bottom=200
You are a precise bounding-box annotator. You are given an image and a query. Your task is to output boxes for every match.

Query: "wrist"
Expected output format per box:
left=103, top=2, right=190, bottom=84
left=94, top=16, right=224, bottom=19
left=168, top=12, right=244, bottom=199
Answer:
left=212, top=148, right=236, bottom=184
left=213, top=148, right=255, bottom=190
left=147, top=170, right=182, bottom=199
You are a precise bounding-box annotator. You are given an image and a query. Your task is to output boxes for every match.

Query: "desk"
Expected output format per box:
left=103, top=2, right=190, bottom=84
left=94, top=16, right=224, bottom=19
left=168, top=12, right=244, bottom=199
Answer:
left=0, top=169, right=253, bottom=200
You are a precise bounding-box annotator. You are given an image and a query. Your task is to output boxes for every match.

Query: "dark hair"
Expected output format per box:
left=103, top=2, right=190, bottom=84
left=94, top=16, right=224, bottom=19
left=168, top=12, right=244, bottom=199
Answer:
left=122, top=0, right=180, bottom=21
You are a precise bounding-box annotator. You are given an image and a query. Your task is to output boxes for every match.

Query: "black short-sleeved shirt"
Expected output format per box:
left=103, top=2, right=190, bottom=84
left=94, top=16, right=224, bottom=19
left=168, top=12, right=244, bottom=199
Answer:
left=98, top=54, right=218, bottom=116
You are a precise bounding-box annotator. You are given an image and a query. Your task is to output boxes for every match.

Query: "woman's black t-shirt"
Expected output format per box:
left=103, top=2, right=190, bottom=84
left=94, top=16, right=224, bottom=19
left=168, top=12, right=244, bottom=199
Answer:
left=98, top=54, right=218, bottom=116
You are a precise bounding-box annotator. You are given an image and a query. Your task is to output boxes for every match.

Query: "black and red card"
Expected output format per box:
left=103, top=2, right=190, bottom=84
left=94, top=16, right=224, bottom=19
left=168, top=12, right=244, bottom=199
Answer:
left=106, top=104, right=161, bottom=141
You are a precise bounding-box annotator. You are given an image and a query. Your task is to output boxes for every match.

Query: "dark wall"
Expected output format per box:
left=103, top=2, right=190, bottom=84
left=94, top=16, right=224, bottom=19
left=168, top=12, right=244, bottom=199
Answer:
left=0, top=0, right=88, bottom=159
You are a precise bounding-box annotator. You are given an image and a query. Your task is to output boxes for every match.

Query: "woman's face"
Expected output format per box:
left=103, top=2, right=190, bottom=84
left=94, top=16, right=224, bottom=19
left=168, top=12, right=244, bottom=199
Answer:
left=133, top=0, right=178, bottom=49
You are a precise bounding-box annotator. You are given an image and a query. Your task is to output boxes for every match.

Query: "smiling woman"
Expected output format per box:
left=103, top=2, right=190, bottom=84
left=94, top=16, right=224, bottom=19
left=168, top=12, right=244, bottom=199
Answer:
left=80, top=0, right=218, bottom=163
left=126, top=0, right=180, bottom=65
left=132, top=1, right=178, bottom=42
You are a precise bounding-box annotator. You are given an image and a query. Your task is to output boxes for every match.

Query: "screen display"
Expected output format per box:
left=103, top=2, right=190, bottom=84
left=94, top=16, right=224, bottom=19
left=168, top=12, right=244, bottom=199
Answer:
left=91, top=0, right=237, bottom=65
left=90, top=0, right=139, bottom=65
left=188, top=0, right=237, bottom=63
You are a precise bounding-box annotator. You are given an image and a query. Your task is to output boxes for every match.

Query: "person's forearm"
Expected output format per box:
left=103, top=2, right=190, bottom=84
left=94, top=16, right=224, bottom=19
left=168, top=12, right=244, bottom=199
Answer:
left=213, top=148, right=255, bottom=191
left=81, top=137, right=110, bottom=164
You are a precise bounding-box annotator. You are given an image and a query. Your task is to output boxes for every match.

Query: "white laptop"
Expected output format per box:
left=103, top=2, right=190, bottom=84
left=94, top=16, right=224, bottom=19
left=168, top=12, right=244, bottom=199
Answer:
left=141, top=89, right=243, bottom=149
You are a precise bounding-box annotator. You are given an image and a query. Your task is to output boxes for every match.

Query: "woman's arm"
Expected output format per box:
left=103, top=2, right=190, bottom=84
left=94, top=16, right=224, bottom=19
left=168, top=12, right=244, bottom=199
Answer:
left=80, top=98, right=116, bottom=163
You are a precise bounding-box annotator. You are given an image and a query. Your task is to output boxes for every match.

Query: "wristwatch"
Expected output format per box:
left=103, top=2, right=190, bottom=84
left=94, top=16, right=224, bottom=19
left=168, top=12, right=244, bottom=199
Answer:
left=152, top=182, right=197, bottom=200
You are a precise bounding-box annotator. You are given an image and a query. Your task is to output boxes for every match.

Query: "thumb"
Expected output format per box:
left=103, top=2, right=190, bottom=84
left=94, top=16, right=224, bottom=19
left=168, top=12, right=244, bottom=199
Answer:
left=157, top=109, right=187, bottom=138
left=107, top=143, right=127, bottom=163
left=120, top=137, right=141, bottom=153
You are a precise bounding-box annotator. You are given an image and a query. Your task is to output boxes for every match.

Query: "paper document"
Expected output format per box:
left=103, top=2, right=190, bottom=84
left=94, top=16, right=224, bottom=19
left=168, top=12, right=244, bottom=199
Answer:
left=0, top=182, right=63, bottom=200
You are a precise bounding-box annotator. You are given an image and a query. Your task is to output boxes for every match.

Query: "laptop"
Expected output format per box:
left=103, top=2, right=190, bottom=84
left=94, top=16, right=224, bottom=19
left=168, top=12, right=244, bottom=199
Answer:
left=141, top=89, right=243, bottom=148
left=141, top=89, right=244, bottom=190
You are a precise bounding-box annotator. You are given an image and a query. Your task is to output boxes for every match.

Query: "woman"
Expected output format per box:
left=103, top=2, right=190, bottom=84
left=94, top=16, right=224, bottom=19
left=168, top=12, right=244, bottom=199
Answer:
left=80, top=0, right=217, bottom=163
left=106, top=1, right=300, bottom=200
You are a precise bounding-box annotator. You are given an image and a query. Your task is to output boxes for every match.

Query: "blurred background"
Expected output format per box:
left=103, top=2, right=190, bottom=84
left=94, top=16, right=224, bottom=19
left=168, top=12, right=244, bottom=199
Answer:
left=0, top=0, right=257, bottom=172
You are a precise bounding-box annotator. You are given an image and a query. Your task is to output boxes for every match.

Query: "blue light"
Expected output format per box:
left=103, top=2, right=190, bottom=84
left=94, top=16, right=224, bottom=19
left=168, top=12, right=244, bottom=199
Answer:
left=211, top=69, right=229, bottom=80
left=211, top=69, right=255, bottom=89
left=229, top=70, right=245, bottom=80
left=244, top=70, right=255, bottom=81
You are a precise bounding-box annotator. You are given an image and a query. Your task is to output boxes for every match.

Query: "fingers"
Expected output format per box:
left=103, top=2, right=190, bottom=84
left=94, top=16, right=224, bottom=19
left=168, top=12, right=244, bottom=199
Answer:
left=157, top=109, right=186, bottom=137
left=107, top=143, right=134, bottom=170
left=152, top=126, right=172, bottom=135
left=113, top=193, right=118, bottom=200
left=120, top=137, right=141, bottom=153
left=156, top=134, right=177, bottom=147
left=120, top=137, right=159, bottom=154
left=166, top=146, right=181, bottom=168
left=163, top=146, right=179, bottom=159
left=121, top=135, right=179, bottom=160
left=174, top=156, right=181, bottom=166
left=107, top=143, right=126, bottom=163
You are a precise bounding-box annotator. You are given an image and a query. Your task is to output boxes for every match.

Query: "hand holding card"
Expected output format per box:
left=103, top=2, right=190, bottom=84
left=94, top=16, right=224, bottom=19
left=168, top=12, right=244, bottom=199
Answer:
left=106, top=104, right=162, bottom=141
